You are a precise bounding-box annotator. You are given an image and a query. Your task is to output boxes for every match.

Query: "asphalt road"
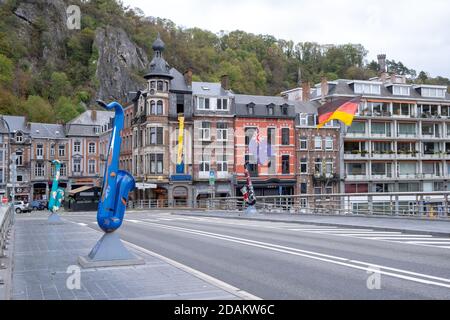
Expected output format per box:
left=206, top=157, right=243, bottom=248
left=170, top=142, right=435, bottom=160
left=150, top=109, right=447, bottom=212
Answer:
left=64, top=211, right=450, bottom=300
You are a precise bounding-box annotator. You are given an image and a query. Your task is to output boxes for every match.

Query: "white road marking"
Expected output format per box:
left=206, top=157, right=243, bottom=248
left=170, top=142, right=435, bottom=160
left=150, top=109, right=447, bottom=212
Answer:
left=77, top=223, right=88, bottom=227
left=137, top=221, right=450, bottom=289
left=406, top=241, right=450, bottom=245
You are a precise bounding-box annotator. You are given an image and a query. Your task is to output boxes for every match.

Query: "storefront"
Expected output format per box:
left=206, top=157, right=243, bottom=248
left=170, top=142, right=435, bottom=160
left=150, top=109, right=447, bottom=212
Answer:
left=235, top=179, right=296, bottom=197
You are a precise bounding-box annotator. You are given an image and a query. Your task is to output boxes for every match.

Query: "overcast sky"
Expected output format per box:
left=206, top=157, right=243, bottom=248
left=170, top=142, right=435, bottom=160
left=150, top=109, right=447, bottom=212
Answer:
left=122, top=0, right=450, bottom=78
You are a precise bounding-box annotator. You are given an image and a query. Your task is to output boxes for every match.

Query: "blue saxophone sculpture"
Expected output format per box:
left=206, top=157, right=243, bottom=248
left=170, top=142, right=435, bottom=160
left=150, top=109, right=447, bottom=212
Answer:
left=48, top=160, right=65, bottom=213
left=96, top=100, right=136, bottom=233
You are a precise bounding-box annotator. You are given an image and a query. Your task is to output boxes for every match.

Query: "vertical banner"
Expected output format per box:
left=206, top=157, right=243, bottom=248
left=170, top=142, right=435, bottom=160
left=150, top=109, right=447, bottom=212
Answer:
left=176, top=116, right=185, bottom=174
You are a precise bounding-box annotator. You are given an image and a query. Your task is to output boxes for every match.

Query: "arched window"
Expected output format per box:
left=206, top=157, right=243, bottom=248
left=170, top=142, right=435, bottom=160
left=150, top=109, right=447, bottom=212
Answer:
left=150, top=101, right=156, bottom=115
left=157, top=81, right=164, bottom=91
left=164, top=81, right=169, bottom=92
left=15, top=132, right=23, bottom=143
left=157, top=101, right=163, bottom=115
left=150, top=81, right=156, bottom=89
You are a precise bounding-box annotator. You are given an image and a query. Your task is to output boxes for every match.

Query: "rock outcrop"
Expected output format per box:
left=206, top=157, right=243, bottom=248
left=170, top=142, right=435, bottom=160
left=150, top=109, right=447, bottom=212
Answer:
left=94, top=26, right=148, bottom=102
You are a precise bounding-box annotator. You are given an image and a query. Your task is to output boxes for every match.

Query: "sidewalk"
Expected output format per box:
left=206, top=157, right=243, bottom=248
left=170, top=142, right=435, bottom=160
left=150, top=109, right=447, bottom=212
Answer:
left=7, top=215, right=254, bottom=300
left=175, top=211, right=450, bottom=237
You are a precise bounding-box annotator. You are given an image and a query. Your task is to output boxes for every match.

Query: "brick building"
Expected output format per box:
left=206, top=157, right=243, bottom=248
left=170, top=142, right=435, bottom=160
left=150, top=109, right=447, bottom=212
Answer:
left=234, top=94, right=297, bottom=196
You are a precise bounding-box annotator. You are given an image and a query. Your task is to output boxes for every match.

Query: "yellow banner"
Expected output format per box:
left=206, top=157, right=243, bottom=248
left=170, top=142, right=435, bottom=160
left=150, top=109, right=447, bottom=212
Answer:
left=177, top=116, right=185, bottom=165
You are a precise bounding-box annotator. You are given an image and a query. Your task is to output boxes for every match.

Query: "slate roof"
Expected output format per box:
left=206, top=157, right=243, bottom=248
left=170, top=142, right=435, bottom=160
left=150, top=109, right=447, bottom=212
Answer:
left=192, top=82, right=234, bottom=97
left=68, top=110, right=114, bottom=126
left=30, top=123, right=66, bottom=139
left=0, top=115, right=29, bottom=134
left=311, top=79, right=450, bottom=103
left=170, top=68, right=191, bottom=92
left=234, top=94, right=296, bottom=118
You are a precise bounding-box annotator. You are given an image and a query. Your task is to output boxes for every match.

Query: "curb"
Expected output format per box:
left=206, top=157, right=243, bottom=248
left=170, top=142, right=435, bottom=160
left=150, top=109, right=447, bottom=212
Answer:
left=173, top=212, right=450, bottom=238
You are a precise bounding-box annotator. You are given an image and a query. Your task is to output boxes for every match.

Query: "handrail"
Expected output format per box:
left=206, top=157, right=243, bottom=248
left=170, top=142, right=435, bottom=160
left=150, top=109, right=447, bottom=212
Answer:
left=0, top=205, right=13, bottom=257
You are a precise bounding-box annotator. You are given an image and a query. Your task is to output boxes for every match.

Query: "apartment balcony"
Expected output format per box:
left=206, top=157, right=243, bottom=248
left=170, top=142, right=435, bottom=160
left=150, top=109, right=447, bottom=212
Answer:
left=370, top=133, right=392, bottom=139
left=343, top=152, right=369, bottom=160
left=370, top=173, right=393, bottom=180
left=421, top=133, right=442, bottom=140
left=395, top=152, right=419, bottom=160
left=370, top=152, right=396, bottom=160
left=421, top=152, right=445, bottom=160
left=397, top=173, right=422, bottom=180
left=397, top=133, right=419, bottom=140
left=345, top=132, right=368, bottom=139
left=345, top=174, right=369, bottom=181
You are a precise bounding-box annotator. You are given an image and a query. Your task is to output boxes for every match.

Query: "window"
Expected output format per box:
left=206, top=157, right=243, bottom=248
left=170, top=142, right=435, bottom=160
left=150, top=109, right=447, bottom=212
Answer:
left=16, top=175, right=23, bottom=182
left=74, top=141, right=81, bottom=153
left=217, top=98, right=228, bottom=111
left=372, top=142, right=392, bottom=154
left=15, top=132, right=23, bottom=143
left=281, top=106, right=289, bottom=116
left=73, top=159, right=81, bottom=173
left=348, top=121, right=366, bottom=134
left=398, top=183, right=420, bottom=192
left=60, top=163, right=67, bottom=177
left=300, top=183, right=307, bottom=194
left=247, top=104, right=255, bottom=115
left=299, top=137, right=308, bottom=150
left=267, top=106, right=274, bottom=115
left=198, top=97, right=210, bottom=110
left=245, top=128, right=256, bottom=146
left=88, top=142, right=96, bottom=154
left=217, top=123, right=228, bottom=141
left=217, top=154, right=228, bottom=172
left=314, top=137, right=322, bottom=150
left=354, top=83, right=381, bottom=95
left=300, top=158, right=308, bottom=174
left=35, top=163, right=45, bottom=177
left=50, top=144, right=55, bottom=156
left=150, top=81, right=156, bottom=89
left=36, top=144, right=43, bottom=157
left=421, top=87, right=446, bottom=98
left=372, top=163, right=391, bottom=177
left=88, top=160, right=96, bottom=174
left=281, top=128, right=290, bottom=145
left=314, top=158, right=323, bottom=175
left=157, top=81, right=164, bottom=91
left=282, top=155, right=290, bottom=174
left=345, top=183, right=369, bottom=194
left=15, top=151, right=23, bottom=166
left=267, top=128, right=275, bottom=146
left=150, top=101, right=156, bottom=114
left=58, top=145, right=65, bottom=157
left=393, top=86, right=410, bottom=96
left=398, top=163, right=416, bottom=176
left=199, top=154, right=210, bottom=173
left=150, top=154, right=164, bottom=174
left=373, top=183, right=394, bottom=193
left=371, top=122, right=391, bottom=136
left=299, top=114, right=308, bottom=126
left=398, top=123, right=416, bottom=136
left=326, top=159, right=333, bottom=175
left=157, top=100, right=163, bottom=115
left=199, top=122, right=211, bottom=141
left=149, top=127, right=163, bottom=145
left=346, top=163, right=366, bottom=176
left=325, top=137, right=333, bottom=150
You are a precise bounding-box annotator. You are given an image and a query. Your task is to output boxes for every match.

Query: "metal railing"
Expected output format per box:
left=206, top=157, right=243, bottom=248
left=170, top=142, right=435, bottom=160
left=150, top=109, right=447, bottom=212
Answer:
left=127, top=192, right=450, bottom=219
left=0, top=205, right=13, bottom=258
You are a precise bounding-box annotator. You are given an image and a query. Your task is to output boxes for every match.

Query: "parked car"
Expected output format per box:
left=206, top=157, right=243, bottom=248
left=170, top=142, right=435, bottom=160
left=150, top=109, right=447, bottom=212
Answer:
left=30, top=200, right=47, bottom=211
left=13, top=201, right=32, bottom=214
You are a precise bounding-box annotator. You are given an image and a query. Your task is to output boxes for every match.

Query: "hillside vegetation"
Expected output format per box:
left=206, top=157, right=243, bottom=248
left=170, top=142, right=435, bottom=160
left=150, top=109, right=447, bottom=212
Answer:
left=0, top=0, right=448, bottom=124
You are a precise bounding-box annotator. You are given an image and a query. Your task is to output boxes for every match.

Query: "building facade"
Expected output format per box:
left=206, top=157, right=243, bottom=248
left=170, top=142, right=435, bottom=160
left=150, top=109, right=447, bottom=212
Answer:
left=192, top=79, right=235, bottom=202
left=295, top=102, right=341, bottom=199
left=66, top=110, right=114, bottom=191
left=234, top=94, right=297, bottom=197
left=311, top=74, right=450, bottom=211
left=30, top=123, right=68, bottom=200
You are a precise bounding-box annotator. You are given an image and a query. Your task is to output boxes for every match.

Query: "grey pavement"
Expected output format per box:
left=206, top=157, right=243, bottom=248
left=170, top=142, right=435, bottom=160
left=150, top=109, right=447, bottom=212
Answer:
left=173, top=210, right=450, bottom=237
left=8, top=214, right=252, bottom=300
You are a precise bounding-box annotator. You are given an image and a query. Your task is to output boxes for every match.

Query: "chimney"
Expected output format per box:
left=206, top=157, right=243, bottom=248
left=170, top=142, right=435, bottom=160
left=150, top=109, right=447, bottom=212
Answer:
left=377, top=54, right=387, bottom=74
left=321, top=77, right=329, bottom=101
left=221, top=74, right=230, bottom=91
left=302, top=82, right=311, bottom=102
left=91, top=110, right=97, bottom=122
left=184, top=68, right=193, bottom=87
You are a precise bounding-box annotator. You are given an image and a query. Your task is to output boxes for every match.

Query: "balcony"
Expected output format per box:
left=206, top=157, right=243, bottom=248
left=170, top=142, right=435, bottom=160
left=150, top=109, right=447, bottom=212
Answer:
left=370, top=151, right=395, bottom=160
left=395, top=151, right=419, bottom=160
left=397, top=173, right=421, bottom=180
left=397, top=133, right=418, bottom=139
left=345, top=174, right=369, bottom=181
left=344, top=151, right=368, bottom=160
left=313, top=173, right=340, bottom=182
left=345, top=131, right=368, bottom=138
left=421, top=152, right=445, bottom=160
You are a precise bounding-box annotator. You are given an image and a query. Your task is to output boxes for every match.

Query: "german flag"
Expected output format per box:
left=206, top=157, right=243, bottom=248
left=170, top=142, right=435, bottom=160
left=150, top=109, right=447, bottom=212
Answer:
left=317, top=97, right=361, bottom=128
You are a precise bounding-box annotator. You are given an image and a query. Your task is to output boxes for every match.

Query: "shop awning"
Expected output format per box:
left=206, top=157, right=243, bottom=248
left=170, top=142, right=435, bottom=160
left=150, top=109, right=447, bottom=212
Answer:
left=136, top=183, right=157, bottom=190
left=69, top=186, right=95, bottom=196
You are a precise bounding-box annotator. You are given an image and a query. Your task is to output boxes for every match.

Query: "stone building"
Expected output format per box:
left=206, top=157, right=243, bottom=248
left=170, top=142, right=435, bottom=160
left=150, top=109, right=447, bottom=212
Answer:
left=192, top=78, right=235, bottom=202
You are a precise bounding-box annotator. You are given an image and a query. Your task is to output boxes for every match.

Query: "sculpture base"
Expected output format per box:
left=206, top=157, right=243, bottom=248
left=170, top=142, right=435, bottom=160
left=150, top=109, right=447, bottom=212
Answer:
left=245, top=205, right=258, bottom=215
left=78, top=232, right=145, bottom=269
left=48, top=213, right=63, bottom=224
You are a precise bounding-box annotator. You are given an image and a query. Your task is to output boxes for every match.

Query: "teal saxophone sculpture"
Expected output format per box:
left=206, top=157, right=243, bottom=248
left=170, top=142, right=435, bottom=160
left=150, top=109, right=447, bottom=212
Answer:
left=96, top=100, right=136, bottom=233
left=48, top=160, right=65, bottom=213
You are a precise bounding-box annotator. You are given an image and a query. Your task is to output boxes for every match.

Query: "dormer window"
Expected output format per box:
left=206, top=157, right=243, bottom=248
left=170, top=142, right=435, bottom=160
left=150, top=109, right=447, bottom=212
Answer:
left=267, top=104, right=275, bottom=116
left=15, top=132, right=23, bottom=143
left=421, top=87, right=446, bottom=98
left=354, top=83, right=381, bottom=95
left=281, top=104, right=289, bottom=116
left=247, top=103, right=255, bottom=115
left=393, top=85, right=410, bottom=96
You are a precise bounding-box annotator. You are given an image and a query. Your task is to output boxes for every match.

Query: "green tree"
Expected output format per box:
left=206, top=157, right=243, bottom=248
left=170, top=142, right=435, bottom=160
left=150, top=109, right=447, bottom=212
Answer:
left=23, top=96, right=53, bottom=123
left=0, top=54, right=13, bottom=87
left=49, top=72, right=72, bottom=102
left=54, top=96, right=79, bottom=123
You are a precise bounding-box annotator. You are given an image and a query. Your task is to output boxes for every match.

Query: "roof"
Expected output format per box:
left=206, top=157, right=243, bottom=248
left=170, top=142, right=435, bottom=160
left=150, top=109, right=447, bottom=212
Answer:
left=192, top=82, right=234, bottom=97
left=170, top=68, right=191, bottom=92
left=295, top=100, right=319, bottom=114
left=30, top=123, right=65, bottom=139
left=234, top=94, right=296, bottom=118
left=311, top=79, right=450, bottom=102
left=68, top=110, right=114, bottom=126
left=0, top=115, right=29, bottom=134
left=144, top=35, right=173, bottom=80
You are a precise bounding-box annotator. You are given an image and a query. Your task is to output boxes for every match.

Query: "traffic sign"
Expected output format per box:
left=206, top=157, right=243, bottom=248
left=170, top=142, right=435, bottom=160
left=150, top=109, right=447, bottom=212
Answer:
left=209, top=171, right=215, bottom=186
